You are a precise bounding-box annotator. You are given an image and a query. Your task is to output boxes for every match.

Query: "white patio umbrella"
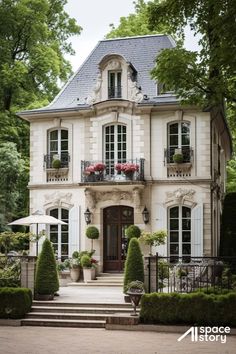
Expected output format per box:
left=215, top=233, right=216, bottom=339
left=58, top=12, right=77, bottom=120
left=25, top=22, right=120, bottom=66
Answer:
left=8, top=210, right=67, bottom=256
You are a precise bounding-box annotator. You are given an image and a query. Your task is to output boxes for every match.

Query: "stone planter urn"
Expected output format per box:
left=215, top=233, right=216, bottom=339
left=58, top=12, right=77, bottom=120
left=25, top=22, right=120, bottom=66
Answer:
left=83, top=267, right=96, bottom=283
left=70, top=267, right=80, bottom=282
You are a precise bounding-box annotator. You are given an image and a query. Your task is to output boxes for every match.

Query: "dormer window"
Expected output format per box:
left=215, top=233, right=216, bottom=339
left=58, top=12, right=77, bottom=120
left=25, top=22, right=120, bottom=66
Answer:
left=108, top=71, right=122, bottom=99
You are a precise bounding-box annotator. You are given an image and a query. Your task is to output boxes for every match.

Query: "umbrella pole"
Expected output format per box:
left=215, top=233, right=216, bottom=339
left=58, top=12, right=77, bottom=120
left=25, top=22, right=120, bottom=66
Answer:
left=36, top=223, right=38, bottom=256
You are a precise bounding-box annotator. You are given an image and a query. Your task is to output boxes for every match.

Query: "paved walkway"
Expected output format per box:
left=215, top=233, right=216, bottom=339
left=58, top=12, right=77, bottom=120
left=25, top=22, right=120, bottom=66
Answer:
left=56, top=285, right=124, bottom=303
left=0, top=326, right=235, bottom=354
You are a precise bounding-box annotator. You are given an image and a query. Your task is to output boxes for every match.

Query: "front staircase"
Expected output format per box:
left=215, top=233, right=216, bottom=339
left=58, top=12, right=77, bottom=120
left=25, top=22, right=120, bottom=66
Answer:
left=68, top=272, right=124, bottom=287
left=21, top=301, right=134, bottom=328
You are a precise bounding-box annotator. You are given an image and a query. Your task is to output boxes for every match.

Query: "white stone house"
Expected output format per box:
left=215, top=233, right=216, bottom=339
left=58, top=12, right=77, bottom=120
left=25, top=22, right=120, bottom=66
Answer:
left=18, top=35, right=232, bottom=272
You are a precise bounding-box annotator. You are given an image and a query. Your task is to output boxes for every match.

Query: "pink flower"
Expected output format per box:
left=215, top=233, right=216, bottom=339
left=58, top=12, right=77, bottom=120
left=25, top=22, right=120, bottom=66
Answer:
left=115, top=163, right=139, bottom=174
left=115, top=163, right=123, bottom=172
left=85, top=165, right=95, bottom=174
left=93, top=163, right=106, bottom=172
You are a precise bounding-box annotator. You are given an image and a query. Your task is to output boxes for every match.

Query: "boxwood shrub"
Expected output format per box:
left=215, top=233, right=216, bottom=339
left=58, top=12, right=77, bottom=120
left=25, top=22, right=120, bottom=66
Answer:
left=0, top=287, right=32, bottom=319
left=140, top=292, right=236, bottom=326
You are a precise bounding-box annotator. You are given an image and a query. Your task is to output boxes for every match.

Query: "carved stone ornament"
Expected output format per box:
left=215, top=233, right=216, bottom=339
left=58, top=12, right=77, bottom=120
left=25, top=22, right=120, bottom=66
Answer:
left=44, top=191, right=72, bottom=207
left=165, top=188, right=195, bottom=205
left=107, top=60, right=121, bottom=70
left=85, top=73, right=102, bottom=105
left=127, top=71, right=144, bottom=103
left=85, top=187, right=143, bottom=210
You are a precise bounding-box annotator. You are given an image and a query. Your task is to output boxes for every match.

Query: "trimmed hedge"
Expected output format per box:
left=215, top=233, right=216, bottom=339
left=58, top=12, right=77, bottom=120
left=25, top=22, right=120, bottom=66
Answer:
left=140, top=292, right=236, bottom=326
left=0, top=287, right=32, bottom=319
left=35, top=238, right=59, bottom=295
left=123, top=238, right=144, bottom=293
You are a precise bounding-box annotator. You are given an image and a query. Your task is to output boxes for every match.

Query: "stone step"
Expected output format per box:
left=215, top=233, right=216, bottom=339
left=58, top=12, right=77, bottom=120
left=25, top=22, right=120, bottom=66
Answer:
left=99, top=273, right=124, bottom=277
left=26, top=312, right=109, bottom=321
left=67, top=282, right=122, bottom=287
left=21, top=318, right=106, bottom=328
left=93, top=277, right=123, bottom=282
left=33, top=301, right=130, bottom=308
left=31, top=306, right=132, bottom=314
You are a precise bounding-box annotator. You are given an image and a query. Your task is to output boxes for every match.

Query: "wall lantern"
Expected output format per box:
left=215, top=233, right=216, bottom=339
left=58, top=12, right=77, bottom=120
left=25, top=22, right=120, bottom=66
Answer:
left=142, top=206, right=150, bottom=224
left=84, top=207, right=92, bottom=225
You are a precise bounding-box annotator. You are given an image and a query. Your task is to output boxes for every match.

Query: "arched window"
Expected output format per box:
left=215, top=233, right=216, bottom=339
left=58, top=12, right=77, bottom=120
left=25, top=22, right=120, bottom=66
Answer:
left=169, top=206, right=191, bottom=262
left=49, top=208, right=69, bottom=261
left=104, top=124, right=127, bottom=175
left=167, top=122, right=190, bottom=163
left=46, top=129, right=69, bottom=168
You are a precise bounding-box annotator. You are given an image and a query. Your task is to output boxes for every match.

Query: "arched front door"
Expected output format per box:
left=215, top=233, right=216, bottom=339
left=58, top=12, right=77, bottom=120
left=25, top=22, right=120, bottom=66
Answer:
left=103, top=206, right=134, bottom=272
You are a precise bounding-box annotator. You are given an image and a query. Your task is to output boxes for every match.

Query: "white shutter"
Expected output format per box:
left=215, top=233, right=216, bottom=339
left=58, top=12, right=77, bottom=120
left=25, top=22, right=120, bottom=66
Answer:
left=154, top=204, right=167, bottom=256
left=69, top=206, right=80, bottom=257
left=191, top=204, right=203, bottom=257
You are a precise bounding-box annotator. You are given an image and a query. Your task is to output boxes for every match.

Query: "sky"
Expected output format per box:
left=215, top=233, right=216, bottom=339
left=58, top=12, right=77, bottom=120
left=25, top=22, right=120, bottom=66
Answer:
left=65, top=0, right=199, bottom=72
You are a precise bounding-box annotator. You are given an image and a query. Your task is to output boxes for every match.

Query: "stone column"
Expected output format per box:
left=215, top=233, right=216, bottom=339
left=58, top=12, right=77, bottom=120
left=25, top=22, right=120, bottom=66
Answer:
left=21, top=258, right=36, bottom=296
left=144, top=256, right=157, bottom=293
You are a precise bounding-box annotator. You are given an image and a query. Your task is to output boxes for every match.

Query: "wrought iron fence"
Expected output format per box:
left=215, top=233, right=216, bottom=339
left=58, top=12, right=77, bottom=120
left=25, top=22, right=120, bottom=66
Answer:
left=44, top=152, right=70, bottom=169
left=81, top=158, right=145, bottom=183
left=146, top=254, right=236, bottom=294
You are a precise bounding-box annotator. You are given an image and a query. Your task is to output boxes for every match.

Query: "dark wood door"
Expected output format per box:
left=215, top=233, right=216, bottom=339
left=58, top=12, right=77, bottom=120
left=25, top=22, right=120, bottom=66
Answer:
left=103, top=206, right=134, bottom=272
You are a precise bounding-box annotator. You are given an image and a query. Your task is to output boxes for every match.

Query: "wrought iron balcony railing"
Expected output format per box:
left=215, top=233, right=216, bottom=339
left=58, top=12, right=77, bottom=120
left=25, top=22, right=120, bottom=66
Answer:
left=165, top=146, right=193, bottom=164
left=44, top=152, right=70, bottom=169
left=108, top=86, right=122, bottom=99
left=81, top=159, right=145, bottom=183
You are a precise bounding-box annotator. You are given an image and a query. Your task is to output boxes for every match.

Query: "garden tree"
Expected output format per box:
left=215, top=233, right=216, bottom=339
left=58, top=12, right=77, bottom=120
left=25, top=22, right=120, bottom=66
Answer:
left=123, top=237, right=144, bottom=293
left=0, top=0, right=82, bottom=111
left=106, top=0, right=166, bottom=39
left=35, top=238, right=59, bottom=297
left=0, top=142, right=26, bottom=231
left=147, top=0, right=236, bottom=108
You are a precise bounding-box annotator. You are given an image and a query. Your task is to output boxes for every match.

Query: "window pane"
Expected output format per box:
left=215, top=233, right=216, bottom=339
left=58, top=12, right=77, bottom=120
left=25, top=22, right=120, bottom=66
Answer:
left=61, top=233, right=68, bottom=243
left=170, top=244, right=179, bottom=254
left=170, top=219, right=179, bottom=230
left=182, top=207, right=191, bottom=218
left=50, top=225, right=58, bottom=232
left=169, top=123, right=178, bottom=134
left=182, top=135, right=190, bottom=146
left=181, top=123, right=190, bottom=134
left=61, top=244, right=68, bottom=255
left=182, top=219, right=191, bottom=230
left=170, top=232, right=179, bottom=242
left=182, top=244, right=191, bottom=255
left=50, top=209, right=58, bottom=218
left=61, top=209, right=69, bottom=220
left=50, top=141, right=58, bottom=152
left=61, top=141, right=68, bottom=151
left=50, top=130, right=58, bottom=140
left=170, top=207, right=179, bottom=218
left=182, top=232, right=191, bottom=242
left=169, top=135, right=178, bottom=146
left=50, top=234, right=58, bottom=243
left=61, top=130, right=68, bottom=139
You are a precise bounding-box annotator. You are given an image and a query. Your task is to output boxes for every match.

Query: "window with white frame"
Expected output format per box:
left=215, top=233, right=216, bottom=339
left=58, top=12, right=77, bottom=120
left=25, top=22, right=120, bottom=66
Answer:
left=47, top=129, right=69, bottom=168
left=108, top=71, right=122, bottom=98
left=169, top=206, right=191, bottom=262
left=49, top=208, right=69, bottom=261
left=167, top=122, right=191, bottom=163
left=104, top=124, right=127, bottom=176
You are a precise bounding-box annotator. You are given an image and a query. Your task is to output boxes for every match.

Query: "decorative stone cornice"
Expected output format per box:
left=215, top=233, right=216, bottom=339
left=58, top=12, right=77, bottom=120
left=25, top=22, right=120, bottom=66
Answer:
left=165, top=188, right=196, bottom=207
left=44, top=191, right=73, bottom=208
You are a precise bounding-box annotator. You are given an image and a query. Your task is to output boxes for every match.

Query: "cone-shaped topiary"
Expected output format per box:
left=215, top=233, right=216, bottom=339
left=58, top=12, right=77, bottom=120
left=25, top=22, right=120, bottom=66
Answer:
left=35, top=238, right=59, bottom=296
left=125, top=225, right=141, bottom=240
left=123, top=237, right=144, bottom=293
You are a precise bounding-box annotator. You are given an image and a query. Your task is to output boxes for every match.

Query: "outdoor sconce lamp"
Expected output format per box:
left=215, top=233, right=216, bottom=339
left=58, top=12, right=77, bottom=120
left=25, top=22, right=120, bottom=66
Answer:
left=142, top=206, right=150, bottom=224
left=84, top=207, right=92, bottom=225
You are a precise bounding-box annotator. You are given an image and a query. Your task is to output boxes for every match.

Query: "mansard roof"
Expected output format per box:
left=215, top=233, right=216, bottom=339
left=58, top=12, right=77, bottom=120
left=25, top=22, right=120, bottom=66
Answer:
left=20, top=34, right=176, bottom=114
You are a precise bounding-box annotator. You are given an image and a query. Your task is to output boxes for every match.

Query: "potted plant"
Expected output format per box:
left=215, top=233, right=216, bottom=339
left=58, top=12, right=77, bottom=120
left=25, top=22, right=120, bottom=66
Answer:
left=127, top=280, right=145, bottom=316
left=52, top=159, right=61, bottom=169
left=115, top=162, right=139, bottom=180
left=173, top=153, right=184, bottom=164
left=93, top=163, right=106, bottom=181
left=84, top=165, right=96, bottom=182
left=140, top=230, right=167, bottom=255
left=64, top=258, right=81, bottom=282
left=86, top=226, right=99, bottom=252
left=123, top=238, right=144, bottom=302
left=81, top=254, right=96, bottom=282
left=35, top=238, right=59, bottom=300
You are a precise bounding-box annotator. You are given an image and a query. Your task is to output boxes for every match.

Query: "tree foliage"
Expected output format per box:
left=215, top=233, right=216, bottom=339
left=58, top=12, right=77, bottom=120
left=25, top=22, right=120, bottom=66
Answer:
left=106, top=0, right=167, bottom=39
left=0, top=0, right=82, bottom=111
